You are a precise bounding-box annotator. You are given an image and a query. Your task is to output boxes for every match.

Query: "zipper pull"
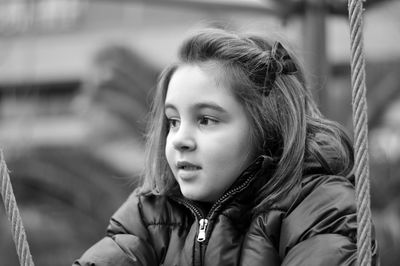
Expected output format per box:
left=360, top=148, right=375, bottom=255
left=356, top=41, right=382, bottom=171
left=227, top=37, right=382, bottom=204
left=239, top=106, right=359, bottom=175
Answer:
left=197, top=218, right=208, bottom=242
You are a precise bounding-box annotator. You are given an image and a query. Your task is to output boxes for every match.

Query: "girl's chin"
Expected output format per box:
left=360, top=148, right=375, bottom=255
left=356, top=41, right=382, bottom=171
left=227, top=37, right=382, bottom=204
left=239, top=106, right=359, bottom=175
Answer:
left=182, top=193, right=205, bottom=202
left=180, top=190, right=217, bottom=203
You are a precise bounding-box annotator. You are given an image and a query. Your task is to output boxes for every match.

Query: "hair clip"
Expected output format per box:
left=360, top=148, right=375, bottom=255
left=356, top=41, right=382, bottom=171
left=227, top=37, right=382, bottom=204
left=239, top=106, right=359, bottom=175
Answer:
left=260, top=42, right=298, bottom=96
left=270, top=42, right=298, bottom=75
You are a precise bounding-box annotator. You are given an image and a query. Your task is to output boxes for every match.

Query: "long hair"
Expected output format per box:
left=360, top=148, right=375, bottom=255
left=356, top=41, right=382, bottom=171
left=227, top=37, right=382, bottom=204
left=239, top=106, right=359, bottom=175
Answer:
left=138, top=28, right=354, bottom=210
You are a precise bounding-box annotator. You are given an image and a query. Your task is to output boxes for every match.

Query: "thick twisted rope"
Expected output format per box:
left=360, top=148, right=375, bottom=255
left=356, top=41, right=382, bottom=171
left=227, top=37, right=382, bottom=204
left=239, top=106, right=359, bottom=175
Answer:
left=347, top=0, right=372, bottom=265
left=0, top=151, right=35, bottom=266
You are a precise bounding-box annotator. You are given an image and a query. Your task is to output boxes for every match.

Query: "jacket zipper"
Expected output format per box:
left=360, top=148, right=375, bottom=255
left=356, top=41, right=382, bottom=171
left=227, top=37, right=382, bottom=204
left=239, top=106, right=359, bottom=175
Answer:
left=171, top=197, right=205, bottom=266
left=198, top=173, right=255, bottom=242
left=171, top=172, right=257, bottom=266
left=175, top=170, right=257, bottom=243
left=171, top=157, right=265, bottom=265
left=197, top=219, right=208, bottom=242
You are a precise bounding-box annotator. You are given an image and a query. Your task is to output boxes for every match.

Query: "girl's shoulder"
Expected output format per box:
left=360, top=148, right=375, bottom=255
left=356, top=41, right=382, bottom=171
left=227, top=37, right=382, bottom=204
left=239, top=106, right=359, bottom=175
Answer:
left=253, top=174, right=358, bottom=259
left=281, top=173, right=355, bottom=215
left=281, top=174, right=356, bottom=241
left=300, top=173, right=355, bottom=205
left=255, top=172, right=355, bottom=218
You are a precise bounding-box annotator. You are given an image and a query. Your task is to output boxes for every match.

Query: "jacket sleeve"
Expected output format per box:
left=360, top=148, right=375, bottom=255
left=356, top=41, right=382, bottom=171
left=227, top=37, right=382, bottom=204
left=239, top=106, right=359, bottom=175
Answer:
left=73, top=193, right=158, bottom=266
left=279, top=175, right=379, bottom=266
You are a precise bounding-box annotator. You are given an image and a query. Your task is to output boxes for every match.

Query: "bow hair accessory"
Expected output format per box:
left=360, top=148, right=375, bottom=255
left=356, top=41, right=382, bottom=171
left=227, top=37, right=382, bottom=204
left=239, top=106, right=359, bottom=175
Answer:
left=261, top=41, right=298, bottom=96
left=270, top=41, right=298, bottom=75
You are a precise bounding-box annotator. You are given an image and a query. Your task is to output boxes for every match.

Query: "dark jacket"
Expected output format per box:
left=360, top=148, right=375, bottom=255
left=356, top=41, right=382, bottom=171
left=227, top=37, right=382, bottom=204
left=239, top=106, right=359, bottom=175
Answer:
left=74, top=157, right=379, bottom=266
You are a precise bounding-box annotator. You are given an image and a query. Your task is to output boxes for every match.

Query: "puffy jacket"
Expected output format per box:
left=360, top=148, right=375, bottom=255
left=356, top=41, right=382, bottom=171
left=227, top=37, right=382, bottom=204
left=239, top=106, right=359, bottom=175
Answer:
left=74, top=157, right=379, bottom=266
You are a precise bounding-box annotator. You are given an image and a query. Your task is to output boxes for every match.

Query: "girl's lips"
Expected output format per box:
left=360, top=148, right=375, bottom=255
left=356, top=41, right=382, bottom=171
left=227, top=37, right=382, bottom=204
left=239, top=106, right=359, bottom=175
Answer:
left=176, top=161, right=202, bottom=181
left=176, top=161, right=202, bottom=170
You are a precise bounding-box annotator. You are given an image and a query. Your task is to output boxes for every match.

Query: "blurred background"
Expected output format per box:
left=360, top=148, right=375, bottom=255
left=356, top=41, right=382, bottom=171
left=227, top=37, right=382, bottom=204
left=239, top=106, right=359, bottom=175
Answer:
left=0, top=0, right=399, bottom=265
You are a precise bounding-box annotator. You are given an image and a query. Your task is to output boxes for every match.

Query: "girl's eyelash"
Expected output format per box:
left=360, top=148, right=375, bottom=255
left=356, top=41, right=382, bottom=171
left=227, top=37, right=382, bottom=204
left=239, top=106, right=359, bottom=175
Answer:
left=167, top=118, right=180, bottom=128
left=199, top=116, right=218, bottom=125
left=166, top=116, right=218, bottom=129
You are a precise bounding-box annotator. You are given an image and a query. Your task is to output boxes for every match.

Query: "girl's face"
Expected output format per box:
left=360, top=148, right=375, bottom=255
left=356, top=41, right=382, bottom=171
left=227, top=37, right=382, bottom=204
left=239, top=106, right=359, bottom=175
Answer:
left=165, top=64, right=255, bottom=202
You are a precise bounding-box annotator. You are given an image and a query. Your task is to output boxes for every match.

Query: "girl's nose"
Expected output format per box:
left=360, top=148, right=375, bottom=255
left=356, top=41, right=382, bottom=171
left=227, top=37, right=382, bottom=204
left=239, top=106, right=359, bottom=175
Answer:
left=172, top=126, right=196, bottom=152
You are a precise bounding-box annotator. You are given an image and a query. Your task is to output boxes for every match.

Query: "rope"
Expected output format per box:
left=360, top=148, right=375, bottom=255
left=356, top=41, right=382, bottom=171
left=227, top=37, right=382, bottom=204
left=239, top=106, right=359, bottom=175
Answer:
left=0, top=151, right=35, bottom=266
left=347, top=0, right=372, bottom=265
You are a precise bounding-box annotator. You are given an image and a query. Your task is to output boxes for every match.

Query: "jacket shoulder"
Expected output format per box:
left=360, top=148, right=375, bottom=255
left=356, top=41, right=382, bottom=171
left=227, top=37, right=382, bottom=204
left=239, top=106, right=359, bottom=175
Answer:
left=277, top=174, right=359, bottom=264
left=281, top=174, right=357, bottom=244
left=254, top=174, right=378, bottom=265
left=292, top=174, right=356, bottom=216
left=109, top=192, right=184, bottom=236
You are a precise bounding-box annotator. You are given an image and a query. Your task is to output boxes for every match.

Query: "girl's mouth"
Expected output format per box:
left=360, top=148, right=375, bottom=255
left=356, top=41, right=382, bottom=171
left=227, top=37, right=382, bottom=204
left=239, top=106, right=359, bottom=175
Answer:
left=176, top=161, right=201, bottom=170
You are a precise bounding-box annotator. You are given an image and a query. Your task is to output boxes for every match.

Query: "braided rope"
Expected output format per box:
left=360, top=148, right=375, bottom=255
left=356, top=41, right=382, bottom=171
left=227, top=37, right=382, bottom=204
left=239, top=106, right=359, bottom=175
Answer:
left=347, top=0, right=372, bottom=265
left=0, top=151, right=35, bottom=266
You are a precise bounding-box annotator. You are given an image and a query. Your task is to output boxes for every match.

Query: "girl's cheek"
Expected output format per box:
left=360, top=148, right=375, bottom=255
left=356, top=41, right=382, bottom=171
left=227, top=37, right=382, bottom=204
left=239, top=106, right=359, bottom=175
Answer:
left=165, top=140, right=171, bottom=161
left=165, top=140, right=176, bottom=167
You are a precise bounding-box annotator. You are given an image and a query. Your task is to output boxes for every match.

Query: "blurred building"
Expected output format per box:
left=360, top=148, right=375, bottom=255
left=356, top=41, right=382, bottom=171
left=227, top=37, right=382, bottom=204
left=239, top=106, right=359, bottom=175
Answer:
left=0, top=0, right=399, bottom=265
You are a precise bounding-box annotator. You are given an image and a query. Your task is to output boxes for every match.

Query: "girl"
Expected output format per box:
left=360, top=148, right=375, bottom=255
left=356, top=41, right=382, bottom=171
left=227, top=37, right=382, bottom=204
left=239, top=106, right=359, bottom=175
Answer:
left=74, top=28, right=378, bottom=265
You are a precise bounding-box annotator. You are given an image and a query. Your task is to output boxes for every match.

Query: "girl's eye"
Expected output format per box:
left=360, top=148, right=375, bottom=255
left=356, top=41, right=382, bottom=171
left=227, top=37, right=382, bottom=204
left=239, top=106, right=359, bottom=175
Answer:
left=199, top=116, right=218, bottom=126
left=167, top=118, right=180, bottom=129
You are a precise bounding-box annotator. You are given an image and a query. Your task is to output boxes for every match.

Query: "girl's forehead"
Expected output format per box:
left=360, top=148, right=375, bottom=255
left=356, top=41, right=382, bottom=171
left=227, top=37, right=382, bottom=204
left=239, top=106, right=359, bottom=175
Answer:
left=170, top=63, right=235, bottom=93
left=164, top=64, right=243, bottom=112
left=178, top=61, right=232, bottom=89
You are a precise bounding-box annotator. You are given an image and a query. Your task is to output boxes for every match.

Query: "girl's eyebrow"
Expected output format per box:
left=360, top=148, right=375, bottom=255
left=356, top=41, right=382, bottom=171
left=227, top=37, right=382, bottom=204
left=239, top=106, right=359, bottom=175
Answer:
left=164, top=103, right=177, bottom=112
left=193, top=102, right=227, bottom=114
left=164, top=102, right=227, bottom=114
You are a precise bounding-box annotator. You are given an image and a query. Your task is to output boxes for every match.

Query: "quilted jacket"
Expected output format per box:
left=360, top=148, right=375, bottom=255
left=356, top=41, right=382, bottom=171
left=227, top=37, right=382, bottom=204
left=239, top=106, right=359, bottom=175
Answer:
left=73, top=156, right=379, bottom=266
